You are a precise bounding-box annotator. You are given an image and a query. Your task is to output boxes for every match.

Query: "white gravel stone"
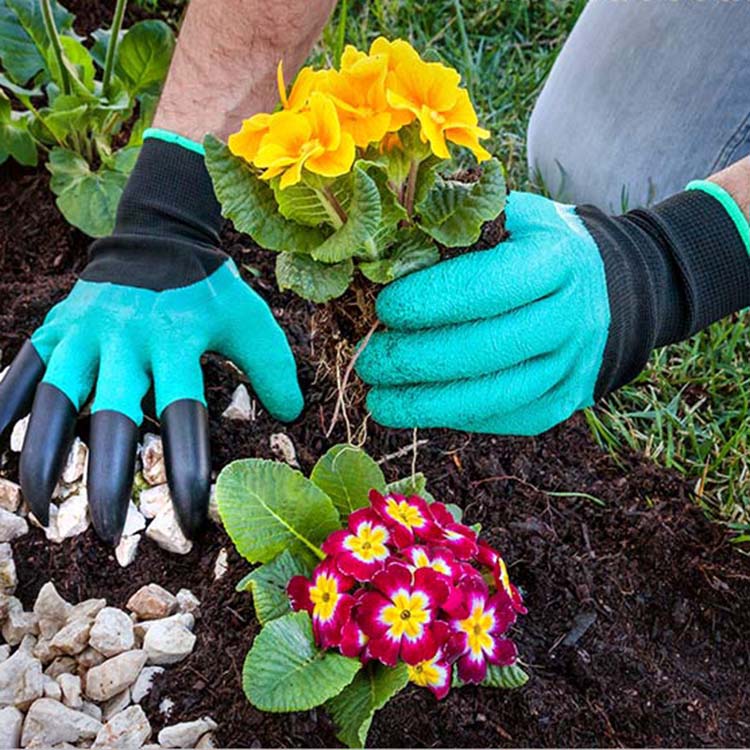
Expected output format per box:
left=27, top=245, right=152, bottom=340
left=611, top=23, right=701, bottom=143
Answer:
left=31, top=636, right=57, bottom=665
left=2, top=598, right=38, bottom=645
left=53, top=490, right=90, bottom=541
left=10, top=416, right=28, bottom=452
left=269, top=432, right=299, bottom=467
left=50, top=618, right=90, bottom=655
left=101, top=688, right=130, bottom=721
left=0, top=543, right=17, bottom=594
left=67, top=598, right=106, bottom=624
left=89, top=607, right=135, bottom=658
left=18, top=634, right=36, bottom=655
left=93, top=704, right=151, bottom=749
left=0, top=645, right=10, bottom=663
left=143, top=618, right=196, bottom=666
left=34, top=582, right=73, bottom=639
left=21, top=698, right=102, bottom=747
left=84, top=650, right=147, bottom=702
left=0, top=706, right=23, bottom=748
left=196, top=731, right=216, bottom=748
left=130, top=666, right=163, bottom=704
left=138, top=484, right=171, bottom=520
left=158, top=697, right=174, bottom=717
left=175, top=589, right=200, bottom=616
left=133, top=613, right=193, bottom=643
left=80, top=701, right=102, bottom=722
left=44, top=656, right=76, bottom=679
left=222, top=384, right=252, bottom=420
left=0, top=648, right=43, bottom=708
left=213, top=548, right=228, bottom=581
left=61, top=438, right=88, bottom=484
left=77, top=647, right=105, bottom=670
left=126, top=584, right=176, bottom=621
left=158, top=717, right=218, bottom=748
left=207, top=484, right=220, bottom=524
left=115, top=534, right=141, bottom=568
left=123, top=502, right=146, bottom=536
left=0, top=507, right=27, bottom=542
left=145, top=504, right=192, bottom=555
left=0, top=479, right=21, bottom=513
left=43, top=674, right=62, bottom=700
left=141, top=434, right=167, bottom=486
left=57, top=673, right=82, bottom=709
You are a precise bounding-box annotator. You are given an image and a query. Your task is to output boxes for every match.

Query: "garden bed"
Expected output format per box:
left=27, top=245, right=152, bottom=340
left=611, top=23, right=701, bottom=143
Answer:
left=3, top=153, right=750, bottom=746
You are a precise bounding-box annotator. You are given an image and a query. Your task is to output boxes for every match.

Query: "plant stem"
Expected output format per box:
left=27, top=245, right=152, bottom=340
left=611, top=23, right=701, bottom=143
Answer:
left=40, top=0, right=70, bottom=96
left=320, top=186, right=348, bottom=228
left=404, top=158, right=420, bottom=218
left=103, top=0, right=128, bottom=97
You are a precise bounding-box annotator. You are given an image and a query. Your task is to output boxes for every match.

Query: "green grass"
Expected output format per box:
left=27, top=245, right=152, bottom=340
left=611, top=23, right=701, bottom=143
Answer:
left=315, top=0, right=750, bottom=535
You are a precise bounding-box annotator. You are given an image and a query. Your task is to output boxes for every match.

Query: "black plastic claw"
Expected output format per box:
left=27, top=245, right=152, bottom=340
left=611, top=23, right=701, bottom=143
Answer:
left=19, top=383, right=77, bottom=526
left=162, top=399, right=211, bottom=540
left=0, top=341, right=45, bottom=443
left=88, top=410, right=139, bottom=546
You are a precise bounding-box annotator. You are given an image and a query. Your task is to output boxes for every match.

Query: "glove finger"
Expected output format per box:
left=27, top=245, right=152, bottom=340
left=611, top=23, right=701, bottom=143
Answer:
left=162, top=399, right=211, bottom=540
left=375, top=233, right=569, bottom=332
left=19, top=383, right=77, bottom=526
left=20, top=336, right=98, bottom=524
left=218, top=296, right=303, bottom=422
left=87, top=410, right=139, bottom=546
left=503, top=191, right=570, bottom=236
left=366, top=349, right=572, bottom=429
left=357, top=292, right=574, bottom=387
left=0, top=341, right=45, bottom=443
left=87, top=345, right=150, bottom=545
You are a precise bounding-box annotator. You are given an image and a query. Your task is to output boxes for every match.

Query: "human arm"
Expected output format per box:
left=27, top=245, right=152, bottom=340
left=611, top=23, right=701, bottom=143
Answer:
left=356, top=157, right=750, bottom=433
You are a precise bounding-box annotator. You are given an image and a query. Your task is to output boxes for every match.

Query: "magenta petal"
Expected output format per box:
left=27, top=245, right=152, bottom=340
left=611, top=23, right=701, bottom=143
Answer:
left=368, top=633, right=401, bottom=667
left=401, top=628, right=437, bottom=665
left=372, top=561, right=412, bottom=599
left=428, top=662, right=452, bottom=700
left=339, top=617, right=368, bottom=659
left=287, top=575, right=312, bottom=613
left=457, top=651, right=487, bottom=684
left=488, top=637, right=518, bottom=666
left=356, top=591, right=391, bottom=637
left=444, top=631, right=468, bottom=663
left=413, top=567, right=450, bottom=608
left=338, top=552, right=385, bottom=582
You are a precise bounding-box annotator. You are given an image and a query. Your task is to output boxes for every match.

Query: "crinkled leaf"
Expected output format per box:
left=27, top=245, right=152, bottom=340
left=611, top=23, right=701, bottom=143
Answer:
left=40, top=93, right=90, bottom=141
left=45, top=36, right=95, bottom=94
left=116, top=20, right=174, bottom=97
left=275, top=252, right=353, bottom=303
left=0, top=0, right=75, bottom=85
left=272, top=174, right=351, bottom=229
left=236, top=549, right=311, bottom=625
left=417, top=157, right=506, bottom=247
left=47, top=145, right=136, bottom=236
left=359, top=227, right=438, bottom=284
left=483, top=663, right=529, bottom=689
left=311, top=164, right=382, bottom=263
left=244, top=612, right=361, bottom=712
left=204, top=134, right=326, bottom=253
left=386, top=473, right=427, bottom=496
left=358, top=159, right=408, bottom=258
left=216, top=458, right=340, bottom=565
left=0, top=90, right=36, bottom=165
left=326, top=663, right=409, bottom=748
left=310, top=444, right=386, bottom=520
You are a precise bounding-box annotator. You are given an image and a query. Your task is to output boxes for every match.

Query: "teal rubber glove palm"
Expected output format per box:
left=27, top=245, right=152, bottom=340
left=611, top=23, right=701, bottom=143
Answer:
left=357, top=187, right=750, bottom=434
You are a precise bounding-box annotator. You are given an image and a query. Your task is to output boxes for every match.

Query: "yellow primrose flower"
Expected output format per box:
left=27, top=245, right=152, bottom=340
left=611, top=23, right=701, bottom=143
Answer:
left=386, top=58, right=491, bottom=162
left=253, top=92, right=355, bottom=189
left=369, top=36, right=422, bottom=73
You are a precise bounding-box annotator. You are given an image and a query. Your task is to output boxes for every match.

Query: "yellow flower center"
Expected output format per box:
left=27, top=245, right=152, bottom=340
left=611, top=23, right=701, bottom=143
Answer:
left=386, top=498, right=424, bottom=529
left=408, top=657, right=442, bottom=688
left=344, top=523, right=388, bottom=562
left=497, top=558, right=513, bottom=598
left=309, top=573, right=340, bottom=622
left=382, top=590, right=429, bottom=639
left=459, top=603, right=494, bottom=657
left=412, top=549, right=451, bottom=576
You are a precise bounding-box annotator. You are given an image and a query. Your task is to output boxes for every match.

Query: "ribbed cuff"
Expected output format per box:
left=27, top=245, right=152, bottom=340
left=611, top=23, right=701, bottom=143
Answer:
left=686, top=179, right=750, bottom=255
left=143, top=127, right=206, bottom=157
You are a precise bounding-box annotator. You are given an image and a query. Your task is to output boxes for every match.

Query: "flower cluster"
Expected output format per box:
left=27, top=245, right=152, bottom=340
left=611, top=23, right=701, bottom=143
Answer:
left=288, top=490, right=526, bottom=700
left=228, top=37, right=490, bottom=189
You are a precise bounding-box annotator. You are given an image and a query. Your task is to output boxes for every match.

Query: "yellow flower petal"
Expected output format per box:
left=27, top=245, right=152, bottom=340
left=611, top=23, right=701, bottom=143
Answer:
left=445, top=126, right=492, bottom=162
left=306, top=132, right=355, bottom=177
left=227, top=112, right=272, bottom=163
left=308, top=92, right=342, bottom=150
left=417, top=105, right=451, bottom=159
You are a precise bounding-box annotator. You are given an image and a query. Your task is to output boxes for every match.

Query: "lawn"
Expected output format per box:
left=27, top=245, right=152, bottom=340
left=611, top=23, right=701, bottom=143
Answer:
left=318, top=0, right=750, bottom=538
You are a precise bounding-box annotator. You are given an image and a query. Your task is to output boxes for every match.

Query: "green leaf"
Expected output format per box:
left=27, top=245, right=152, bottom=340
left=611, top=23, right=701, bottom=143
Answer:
left=244, top=611, right=361, bottom=712
left=444, top=503, right=463, bottom=522
left=359, top=228, right=438, bottom=284
left=0, top=90, right=36, bottom=165
left=272, top=175, right=351, bottom=229
left=40, top=93, right=90, bottom=141
left=216, top=458, right=340, bottom=564
left=417, top=158, right=506, bottom=247
left=47, top=145, right=135, bottom=236
left=385, top=473, right=426, bottom=496
left=44, top=36, right=95, bottom=94
left=116, top=20, right=174, bottom=97
left=127, top=91, right=158, bottom=147
left=90, top=27, right=124, bottom=69
left=236, top=549, right=311, bottom=625
left=310, top=444, right=386, bottom=520
left=0, top=70, right=40, bottom=97
left=311, top=165, right=382, bottom=263
left=326, top=663, right=409, bottom=748
left=0, top=0, right=75, bottom=85
left=275, top=252, right=353, bottom=303
left=482, top=663, right=529, bottom=689
left=204, top=134, right=327, bottom=253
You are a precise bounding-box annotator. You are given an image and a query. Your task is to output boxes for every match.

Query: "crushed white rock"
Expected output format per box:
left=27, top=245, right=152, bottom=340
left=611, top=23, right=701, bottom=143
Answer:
left=158, top=716, right=218, bottom=748
left=138, top=484, right=171, bottom=520
left=89, top=607, right=135, bottom=657
left=127, top=584, right=177, bottom=621
left=145, top=504, right=192, bottom=555
left=0, top=479, right=21, bottom=513
left=269, top=432, right=299, bottom=467
left=143, top=618, right=196, bottom=666
left=141, top=434, right=167, bottom=486
left=213, top=548, right=228, bottom=581
left=9, top=416, right=28, bottom=453
left=222, top=384, right=253, bottom=420
left=61, top=437, right=88, bottom=484
left=84, top=650, right=146, bottom=702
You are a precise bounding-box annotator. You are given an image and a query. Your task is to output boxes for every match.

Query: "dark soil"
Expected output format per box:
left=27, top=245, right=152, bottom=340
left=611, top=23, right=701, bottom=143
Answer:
left=2, top=13, right=750, bottom=743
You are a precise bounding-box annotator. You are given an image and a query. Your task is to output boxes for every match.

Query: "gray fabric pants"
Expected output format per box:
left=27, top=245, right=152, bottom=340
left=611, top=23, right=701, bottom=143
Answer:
left=527, top=0, right=750, bottom=212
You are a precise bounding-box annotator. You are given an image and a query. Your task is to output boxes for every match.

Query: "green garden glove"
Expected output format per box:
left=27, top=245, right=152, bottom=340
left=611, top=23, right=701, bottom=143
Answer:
left=0, top=130, right=303, bottom=544
left=357, top=186, right=750, bottom=434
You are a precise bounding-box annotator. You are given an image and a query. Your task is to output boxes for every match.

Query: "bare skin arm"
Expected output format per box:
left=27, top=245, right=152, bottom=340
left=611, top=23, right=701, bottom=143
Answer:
left=709, top=156, right=750, bottom=221
left=152, top=0, right=338, bottom=141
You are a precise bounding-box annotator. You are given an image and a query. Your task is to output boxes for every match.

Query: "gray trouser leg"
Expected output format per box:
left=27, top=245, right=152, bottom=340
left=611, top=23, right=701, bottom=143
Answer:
left=527, top=0, right=750, bottom=211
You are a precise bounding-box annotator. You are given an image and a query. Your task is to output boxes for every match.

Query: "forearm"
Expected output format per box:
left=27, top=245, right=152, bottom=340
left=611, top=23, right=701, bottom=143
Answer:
left=152, top=0, right=337, bottom=141
left=708, top=156, right=750, bottom=221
